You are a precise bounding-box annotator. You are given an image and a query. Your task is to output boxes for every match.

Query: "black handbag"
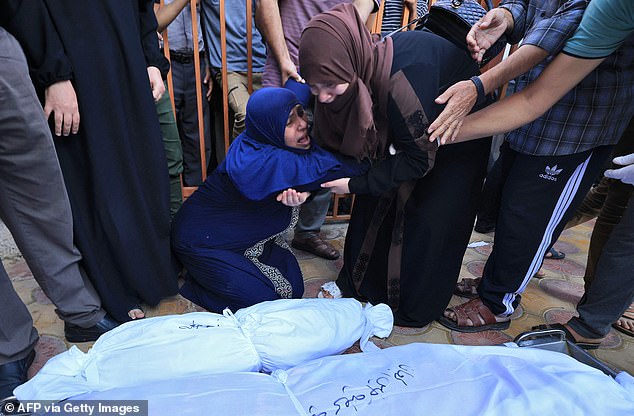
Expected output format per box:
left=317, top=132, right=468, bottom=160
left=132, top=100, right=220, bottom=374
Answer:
left=420, top=0, right=506, bottom=65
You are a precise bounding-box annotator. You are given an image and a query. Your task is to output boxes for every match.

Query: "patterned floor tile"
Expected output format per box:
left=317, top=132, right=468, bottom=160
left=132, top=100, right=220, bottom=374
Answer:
left=471, top=244, right=493, bottom=257
left=32, top=287, right=53, bottom=305
left=539, top=279, right=585, bottom=304
left=28, top=335, right=68, bottom=379
left=391, top=324, right=430, bottom=336
left=145, top=296, right=191, bottom=317
left=539, top=258, right=586, bottom=277
left=7, top=261, right=33, bottom=282
left=302, top=277, right=330, bottom=299
left=595, top=339, right=634, bottom=371
left=451, top=330, right=513, bottom=346
left=465, top=260, right=485, bottom=278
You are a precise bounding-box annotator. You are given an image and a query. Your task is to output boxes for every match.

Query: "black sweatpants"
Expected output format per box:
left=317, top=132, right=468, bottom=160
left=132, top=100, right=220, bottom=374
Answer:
left=478, top=145, right=613, bottom=316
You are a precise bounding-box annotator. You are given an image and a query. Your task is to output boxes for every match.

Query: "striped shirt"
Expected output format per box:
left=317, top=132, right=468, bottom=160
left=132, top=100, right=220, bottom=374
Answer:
left=501, top=0, right=634, bottom=156
left=380, top=0, right=428, bottom=36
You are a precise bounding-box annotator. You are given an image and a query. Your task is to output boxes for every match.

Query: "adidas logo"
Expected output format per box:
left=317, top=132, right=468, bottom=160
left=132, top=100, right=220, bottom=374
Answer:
left=539, top=165, right=563, bottom=181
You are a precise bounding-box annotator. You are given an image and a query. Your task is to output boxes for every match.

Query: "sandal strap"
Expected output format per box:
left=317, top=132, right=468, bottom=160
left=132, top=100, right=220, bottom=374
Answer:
left=455, top=277, right=481, bottom=295
left=451, top=298, right=498, bottom=327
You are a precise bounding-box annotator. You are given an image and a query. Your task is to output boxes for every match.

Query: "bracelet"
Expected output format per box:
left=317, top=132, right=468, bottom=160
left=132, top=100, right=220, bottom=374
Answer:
left=470, top=75, right=486, bottom=106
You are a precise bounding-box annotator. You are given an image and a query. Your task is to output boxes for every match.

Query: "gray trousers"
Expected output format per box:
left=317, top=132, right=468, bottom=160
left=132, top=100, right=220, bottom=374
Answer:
left=0, top=28, right=104, bottom=365
left=296, top=188, right=331, bottom=235
left=568, top=194, right=634, bottom=338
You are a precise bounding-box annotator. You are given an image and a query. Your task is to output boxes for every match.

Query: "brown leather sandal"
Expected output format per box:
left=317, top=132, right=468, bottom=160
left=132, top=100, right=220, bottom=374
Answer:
left=453, top=277, right=481, bottom=299
left=438, top=297, right=511, bottom=333
left=291, top=233, right=340, bottom=260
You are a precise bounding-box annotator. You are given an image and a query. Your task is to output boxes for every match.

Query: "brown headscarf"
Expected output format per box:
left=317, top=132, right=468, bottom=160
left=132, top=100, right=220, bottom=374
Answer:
left=299, top=3, right=393, bottom=159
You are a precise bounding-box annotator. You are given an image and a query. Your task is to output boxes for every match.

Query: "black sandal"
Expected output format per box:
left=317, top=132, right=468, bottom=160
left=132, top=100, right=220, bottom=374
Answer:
left=532, top=323, right=603, bottom=350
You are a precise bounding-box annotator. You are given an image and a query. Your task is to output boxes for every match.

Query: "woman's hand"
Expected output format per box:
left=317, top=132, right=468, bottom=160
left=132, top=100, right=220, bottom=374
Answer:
left=321, top=178, right=350, bottom=194
left=276, top=188, right=311, bottom=206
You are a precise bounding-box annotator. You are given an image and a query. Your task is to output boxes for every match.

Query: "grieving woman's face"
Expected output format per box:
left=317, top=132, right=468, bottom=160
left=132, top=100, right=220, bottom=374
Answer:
left=309, top=82, right=350, bottom=104
left=284, top=105, right=311, bottom=150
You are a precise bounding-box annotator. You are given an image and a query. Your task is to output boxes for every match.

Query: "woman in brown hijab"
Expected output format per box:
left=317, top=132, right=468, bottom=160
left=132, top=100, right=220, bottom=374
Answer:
left=299, top=3, right=492, bottom=327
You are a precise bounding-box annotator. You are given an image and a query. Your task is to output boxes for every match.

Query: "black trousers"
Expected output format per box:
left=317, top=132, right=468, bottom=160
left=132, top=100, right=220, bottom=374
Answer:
left=478, top=145, right=613, bottom=316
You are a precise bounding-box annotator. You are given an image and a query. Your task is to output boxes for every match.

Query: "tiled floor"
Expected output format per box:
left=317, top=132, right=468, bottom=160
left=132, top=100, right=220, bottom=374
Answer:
left=3, top=218, right=633, bottom=380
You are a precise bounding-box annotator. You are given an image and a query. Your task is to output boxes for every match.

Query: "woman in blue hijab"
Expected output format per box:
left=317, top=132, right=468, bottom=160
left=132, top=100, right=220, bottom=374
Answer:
left=171, top=87, right=365, bottom=312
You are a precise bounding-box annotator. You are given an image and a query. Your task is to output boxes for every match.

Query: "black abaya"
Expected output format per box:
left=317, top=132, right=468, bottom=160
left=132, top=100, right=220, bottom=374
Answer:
left=337, top=31, right=491, bottom=327
left=5, top=0, right=178, bottom=322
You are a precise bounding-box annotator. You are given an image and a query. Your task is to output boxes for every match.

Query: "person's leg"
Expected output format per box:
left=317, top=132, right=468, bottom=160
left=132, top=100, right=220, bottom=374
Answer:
left=0, top=268, right=37, bottom=399
left=582, top=179, right=633, bottom=286
left=442, top=146, right=612, bottom=330
left=292, top=189, right=339, bottom=260
left=0, top=28, right=113, bottom=398
left=177, top=249, right=285, bottom=313
left=567, top=195, right=634, bottom=339
left=173, top=60, right=211, bottom=186
left=155, top=82, right=184, bottom=218
left=474, top=141, right=512, bottom=233
left=480, top=147, right=612, bottom=315
left=564, top=176, right=609, bottom=229
left=579, top=124, right=634, bottom=285
left=0, top=28, right=106, bottom=329
left=224, top=71, right=252, bottom=140
left=212, top=71, right=263, bottom=162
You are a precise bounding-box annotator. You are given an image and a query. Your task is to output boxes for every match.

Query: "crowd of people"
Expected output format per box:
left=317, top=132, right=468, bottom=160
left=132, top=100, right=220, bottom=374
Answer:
left=1, top=0, right=633, bottom=403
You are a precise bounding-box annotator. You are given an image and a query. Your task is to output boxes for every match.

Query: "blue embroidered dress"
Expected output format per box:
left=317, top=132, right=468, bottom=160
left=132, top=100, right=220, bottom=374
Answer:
left=171, top=88, right=365, bottom=312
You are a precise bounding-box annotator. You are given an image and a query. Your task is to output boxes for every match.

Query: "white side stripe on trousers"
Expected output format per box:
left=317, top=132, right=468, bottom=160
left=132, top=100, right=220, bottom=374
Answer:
left=501, top=153, right=592, bottom=316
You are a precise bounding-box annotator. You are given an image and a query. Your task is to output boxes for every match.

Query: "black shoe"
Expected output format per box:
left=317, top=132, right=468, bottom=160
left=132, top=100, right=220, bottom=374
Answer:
left=0, top=350, right=35, bottom=400
left=64, top=315, right=119, bottom=343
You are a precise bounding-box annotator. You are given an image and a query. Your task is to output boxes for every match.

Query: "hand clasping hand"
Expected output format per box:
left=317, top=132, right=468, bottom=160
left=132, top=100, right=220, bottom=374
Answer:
left=276, top=188, right=311, bottom=206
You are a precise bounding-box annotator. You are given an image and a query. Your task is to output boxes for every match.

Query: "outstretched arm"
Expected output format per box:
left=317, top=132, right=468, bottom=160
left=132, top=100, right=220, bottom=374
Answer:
left=153, top=0, right=190, bottom=32
left=453, top=53, right=604, bottom=142
left=428, top=0, right=588, bottom=144
left=428, top=44, right=547, bottom=144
